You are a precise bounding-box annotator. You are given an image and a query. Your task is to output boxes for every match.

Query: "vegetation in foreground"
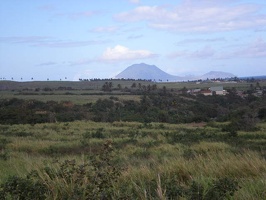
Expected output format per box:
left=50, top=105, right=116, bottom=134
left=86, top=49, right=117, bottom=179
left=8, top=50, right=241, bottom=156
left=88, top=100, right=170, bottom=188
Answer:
left=0, top=121, right=266, bottom=199
left=0, top=80, right=265, bottom=199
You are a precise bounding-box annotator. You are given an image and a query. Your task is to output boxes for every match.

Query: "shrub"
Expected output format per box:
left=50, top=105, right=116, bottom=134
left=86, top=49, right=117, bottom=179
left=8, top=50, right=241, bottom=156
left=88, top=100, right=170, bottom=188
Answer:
left=0, top=175, right=47, bottom=199
left=187, top=181, right=204, bottom=200
left=205, top=177, right=240, bottom=199
left=0, top=138, right=10, bottom=160
left=162, top=177, right=239, bottom=200
left=91, top=128, right=105, bottom=139
left=0, top=140, right=122, bottom=199
left=126, top=175, right=240, bottom=199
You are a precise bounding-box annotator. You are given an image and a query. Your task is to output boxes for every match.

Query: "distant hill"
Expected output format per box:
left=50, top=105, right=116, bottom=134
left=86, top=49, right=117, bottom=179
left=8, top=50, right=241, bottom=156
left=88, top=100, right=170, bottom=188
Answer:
left=115, top=63, right=236, bottom=81
left=198, top=71, right=236, bottom=80
left=115, top=63, right=181, bottom=81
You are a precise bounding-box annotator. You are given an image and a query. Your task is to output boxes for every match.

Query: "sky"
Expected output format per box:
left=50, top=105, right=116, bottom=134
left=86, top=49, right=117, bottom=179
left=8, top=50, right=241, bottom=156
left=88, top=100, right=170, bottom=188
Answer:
left=0, top=0, right=266, bottom=81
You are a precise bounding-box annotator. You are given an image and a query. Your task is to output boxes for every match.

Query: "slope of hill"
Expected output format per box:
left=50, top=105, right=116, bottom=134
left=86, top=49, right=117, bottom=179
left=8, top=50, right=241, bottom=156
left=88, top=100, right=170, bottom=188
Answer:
left=115, top=63, right=181, bottom=81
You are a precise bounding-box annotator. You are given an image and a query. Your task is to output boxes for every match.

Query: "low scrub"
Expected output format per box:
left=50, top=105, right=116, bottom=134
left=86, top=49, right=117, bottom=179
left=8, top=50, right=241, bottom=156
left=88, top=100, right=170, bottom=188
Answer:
left=0, top=121, right=265, bottom=199
left=0, top=141, right=122, bottom=199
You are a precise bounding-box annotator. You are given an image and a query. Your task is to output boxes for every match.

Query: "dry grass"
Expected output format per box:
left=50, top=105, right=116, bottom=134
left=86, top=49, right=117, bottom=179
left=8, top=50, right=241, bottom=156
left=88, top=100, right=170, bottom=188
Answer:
left=1, top=120, right=266, bottom=198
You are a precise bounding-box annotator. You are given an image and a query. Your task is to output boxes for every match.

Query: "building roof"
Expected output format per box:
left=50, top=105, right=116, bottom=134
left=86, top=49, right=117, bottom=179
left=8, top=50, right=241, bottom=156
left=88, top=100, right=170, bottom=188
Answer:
left=201, top=90, right=212, bottom=94
left=210, top=86, right=223, bottom=91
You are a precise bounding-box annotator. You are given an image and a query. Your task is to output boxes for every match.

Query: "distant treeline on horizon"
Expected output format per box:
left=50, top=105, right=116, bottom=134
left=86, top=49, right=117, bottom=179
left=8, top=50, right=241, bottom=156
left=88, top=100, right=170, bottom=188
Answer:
left=239, top=75, right=266, bottom=80
left=1, top=75, right=266, bottom=83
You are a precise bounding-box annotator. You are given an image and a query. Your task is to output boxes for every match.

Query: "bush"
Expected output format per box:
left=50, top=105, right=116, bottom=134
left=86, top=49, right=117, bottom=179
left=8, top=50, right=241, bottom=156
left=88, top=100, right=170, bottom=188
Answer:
left=0, top=138, right=10, bottom=160
left=0, top=140, right=122, bottom=199
left=0, top=176, right=47, bottom=199
left=258, top=108, right=266, bottom=120
left=204, top=177, right=240, bottom=200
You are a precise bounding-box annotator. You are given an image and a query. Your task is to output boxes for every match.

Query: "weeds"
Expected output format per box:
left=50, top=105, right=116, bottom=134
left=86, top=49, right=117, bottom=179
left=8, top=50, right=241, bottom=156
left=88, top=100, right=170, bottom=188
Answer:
left=0, top=140, right=122, bottom=199
left=0, top=121, right=265, bottom=198
left=0, top=138, right=10, bottom=160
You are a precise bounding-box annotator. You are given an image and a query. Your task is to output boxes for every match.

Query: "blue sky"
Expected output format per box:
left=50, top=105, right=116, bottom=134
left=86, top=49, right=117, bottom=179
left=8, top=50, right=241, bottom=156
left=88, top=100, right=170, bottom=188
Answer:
left=0, top=0, right=266, bottom=81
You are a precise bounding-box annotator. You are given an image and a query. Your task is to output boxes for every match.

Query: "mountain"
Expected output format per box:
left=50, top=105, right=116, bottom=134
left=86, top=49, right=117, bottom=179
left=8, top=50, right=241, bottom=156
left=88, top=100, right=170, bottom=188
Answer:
left=198, top=71, right=235, bottom=80
left=115, top=63, right=181, bottom=81
left=115, top=63, right=236, bottom=82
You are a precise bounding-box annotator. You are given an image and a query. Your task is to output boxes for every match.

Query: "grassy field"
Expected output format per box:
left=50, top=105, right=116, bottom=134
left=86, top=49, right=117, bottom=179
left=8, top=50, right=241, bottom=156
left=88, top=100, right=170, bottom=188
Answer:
left=1, top=79, right=266, bottom=91
left=0, top=90, right=141, bottom=104
left=0, top=79, right=266, bottom=198
left=1, top=79, right=266, bottom=105
left=0, top=80, right=152, bottom=90
left=1, top=120, right=266, bottom=199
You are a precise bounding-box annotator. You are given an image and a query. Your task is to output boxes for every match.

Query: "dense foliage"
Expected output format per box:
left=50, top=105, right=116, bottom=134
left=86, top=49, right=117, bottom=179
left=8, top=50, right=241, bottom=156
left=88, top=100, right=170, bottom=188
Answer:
left=0, top=90, right=265, bottom=126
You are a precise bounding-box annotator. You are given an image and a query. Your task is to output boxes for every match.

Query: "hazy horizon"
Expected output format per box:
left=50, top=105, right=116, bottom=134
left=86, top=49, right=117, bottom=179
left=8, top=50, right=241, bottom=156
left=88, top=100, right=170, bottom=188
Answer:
left=1, top=0, right=266, bottom=81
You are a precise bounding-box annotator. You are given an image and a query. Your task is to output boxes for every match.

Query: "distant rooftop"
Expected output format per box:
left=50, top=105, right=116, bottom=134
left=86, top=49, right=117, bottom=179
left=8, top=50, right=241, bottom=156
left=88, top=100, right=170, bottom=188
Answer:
left=210, top=86, right=223, bottom=91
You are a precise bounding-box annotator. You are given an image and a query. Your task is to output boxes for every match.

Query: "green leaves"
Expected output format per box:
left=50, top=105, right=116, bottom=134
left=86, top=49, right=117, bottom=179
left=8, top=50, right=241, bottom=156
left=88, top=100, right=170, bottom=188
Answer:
left=0, top=140, right=122, bottom=199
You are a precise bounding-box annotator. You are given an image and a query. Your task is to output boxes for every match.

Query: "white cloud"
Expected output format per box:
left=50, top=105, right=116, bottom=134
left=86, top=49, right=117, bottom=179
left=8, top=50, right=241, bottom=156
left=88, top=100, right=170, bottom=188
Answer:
left=37, top=61, right=57, bottom=66
left=168, top=50, right=188, bottom=59
left=0, top=36, right=109, bottom=48
left=176, top=37, right=226, bottom=45
left=115, top=2, right=266, bottom=32
left=191, top=46, right=215, bottom=59
left=115, top=6, right=163, bottom=22
left=235, top=38, right=266, bottom=57
left=169, top=46, right=215, bottom=59
left=34, top=40, right=109, bottom=48
left=129, top=0, right=140, bottom=4
left=218, top=37, right=266, bottom=59
left=90, top=26, right=119, bottom=33
left=0, top=36, right=52, bottom=43
left=35, top=45, right=157, bottom=67
left=99, top=45, right=157, bottom=61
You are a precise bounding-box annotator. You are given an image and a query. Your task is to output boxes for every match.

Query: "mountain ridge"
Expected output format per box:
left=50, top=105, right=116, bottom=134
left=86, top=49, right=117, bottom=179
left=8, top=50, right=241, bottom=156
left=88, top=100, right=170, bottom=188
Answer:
left=115, top=63, right=181, bottom=81
left=115, top=63, right=235, bottom=81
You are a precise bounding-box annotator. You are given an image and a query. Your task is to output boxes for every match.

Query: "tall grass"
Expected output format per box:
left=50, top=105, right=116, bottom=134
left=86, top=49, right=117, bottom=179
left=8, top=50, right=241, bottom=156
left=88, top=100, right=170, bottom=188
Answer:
left=1, top=120, right=266, bottom=198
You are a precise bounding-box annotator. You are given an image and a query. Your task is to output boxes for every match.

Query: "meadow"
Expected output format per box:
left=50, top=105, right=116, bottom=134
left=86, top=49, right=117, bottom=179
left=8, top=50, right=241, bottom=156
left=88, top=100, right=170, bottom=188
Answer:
left=1, top=79, right=265, bottom=105
left=0, top=79, right=266, bottom=199
left=0, top=120, right=266, bottom=199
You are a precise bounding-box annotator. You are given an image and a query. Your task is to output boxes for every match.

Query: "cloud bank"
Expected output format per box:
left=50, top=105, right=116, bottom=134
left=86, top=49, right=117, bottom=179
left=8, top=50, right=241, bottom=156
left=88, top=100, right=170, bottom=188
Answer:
left=115, top=2, right=266, bottom=32
left=0, top=36, right=109, bottom=48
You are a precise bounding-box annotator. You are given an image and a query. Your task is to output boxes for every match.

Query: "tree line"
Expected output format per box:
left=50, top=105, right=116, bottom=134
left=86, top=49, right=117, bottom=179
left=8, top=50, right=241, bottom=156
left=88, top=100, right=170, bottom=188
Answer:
left=0, top=88, right=265, bottom=129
